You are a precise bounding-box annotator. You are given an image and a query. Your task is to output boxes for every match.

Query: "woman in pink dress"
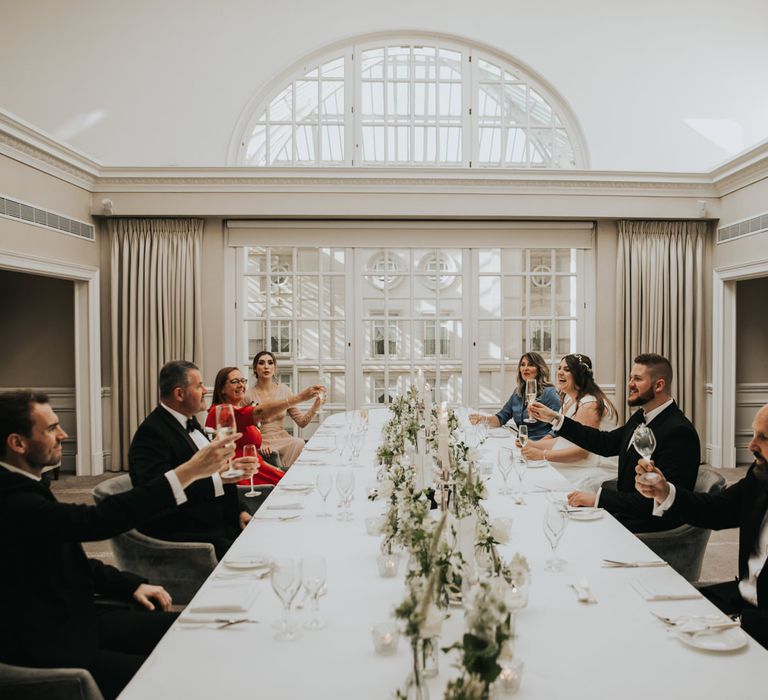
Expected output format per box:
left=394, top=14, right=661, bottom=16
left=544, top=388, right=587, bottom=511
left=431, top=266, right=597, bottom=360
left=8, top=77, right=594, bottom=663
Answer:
left=244, top=351, right=324, bottom=468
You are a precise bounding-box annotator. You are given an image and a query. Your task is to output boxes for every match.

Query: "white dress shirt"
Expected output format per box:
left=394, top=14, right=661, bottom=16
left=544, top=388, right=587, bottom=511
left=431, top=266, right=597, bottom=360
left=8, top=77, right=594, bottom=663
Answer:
left=0, top=460, right=41, bottom=481
left=160, top=402, right=224, bottom=504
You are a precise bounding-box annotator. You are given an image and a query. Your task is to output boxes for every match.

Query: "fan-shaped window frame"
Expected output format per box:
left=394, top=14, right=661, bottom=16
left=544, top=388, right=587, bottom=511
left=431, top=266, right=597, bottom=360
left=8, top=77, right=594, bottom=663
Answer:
left=229, top=32, right=588, bottom=169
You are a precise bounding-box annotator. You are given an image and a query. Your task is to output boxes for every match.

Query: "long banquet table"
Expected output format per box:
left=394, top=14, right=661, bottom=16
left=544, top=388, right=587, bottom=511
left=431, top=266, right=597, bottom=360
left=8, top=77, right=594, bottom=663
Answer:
left=121, top=409, right=768, bottom=699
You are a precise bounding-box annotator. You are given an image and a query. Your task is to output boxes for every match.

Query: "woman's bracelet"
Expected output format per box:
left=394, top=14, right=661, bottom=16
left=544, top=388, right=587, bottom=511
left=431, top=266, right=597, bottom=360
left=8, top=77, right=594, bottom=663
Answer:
left=543, top=449, right=550, bottom=462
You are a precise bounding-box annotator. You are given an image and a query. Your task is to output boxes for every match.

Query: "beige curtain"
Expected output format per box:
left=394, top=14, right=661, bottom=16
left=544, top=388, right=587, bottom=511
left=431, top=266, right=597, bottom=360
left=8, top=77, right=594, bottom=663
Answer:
left=614, top=220, right=707, bottom=432
left=109, top=218, right=204, bottom=470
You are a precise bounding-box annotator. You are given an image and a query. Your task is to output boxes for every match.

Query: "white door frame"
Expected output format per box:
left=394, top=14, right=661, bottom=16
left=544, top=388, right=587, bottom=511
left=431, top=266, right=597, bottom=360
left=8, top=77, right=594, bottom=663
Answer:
left=0, top=249, right=103, bottom=476
left=710, top=256, right=768, bottom=468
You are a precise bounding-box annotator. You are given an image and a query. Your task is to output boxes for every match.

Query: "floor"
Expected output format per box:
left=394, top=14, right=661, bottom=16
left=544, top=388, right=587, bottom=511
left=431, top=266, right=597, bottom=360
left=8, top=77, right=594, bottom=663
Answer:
left=50, top=465, right=748, bottom=582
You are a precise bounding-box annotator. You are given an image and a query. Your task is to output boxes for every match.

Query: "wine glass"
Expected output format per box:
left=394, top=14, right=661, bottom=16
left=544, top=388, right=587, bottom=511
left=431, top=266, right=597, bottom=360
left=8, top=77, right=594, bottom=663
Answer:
left=477, top=420, right=489, bottom=444
left=216, top=404, right=243, bottom=479
left=524, top=379, right=538, bottom=424
left=271, top=558, right=302, bottom=641
left=318, top=373, right=329, bottom=417
left=543, top=502, right=568, bottom=572
left=242, top=444, right=261, bottom=498
left=632, top=424, right=658, bottom=484
left=335, top=432, right=348, bottom=459
left=301, top=556, right=327, bottom=630
left=335, top=469, right=355, bottom=521
left=517, top=424, right=528, bottom=449
left=349, top=430, right=364, bottom=468
left=497, top=447, right=514, bottom=495
left=316, top=472, right=332, bottom=518
left=359, top=408, right=369, bottom=432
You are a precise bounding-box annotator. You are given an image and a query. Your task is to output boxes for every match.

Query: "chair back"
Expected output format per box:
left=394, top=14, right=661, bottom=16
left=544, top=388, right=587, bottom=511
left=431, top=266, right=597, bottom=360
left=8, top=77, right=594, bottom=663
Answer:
left=0, top=661, right=104, bottom=700
left=91, top=474, right=217, bottom=604
left=637, top=465, right=726, bottom=582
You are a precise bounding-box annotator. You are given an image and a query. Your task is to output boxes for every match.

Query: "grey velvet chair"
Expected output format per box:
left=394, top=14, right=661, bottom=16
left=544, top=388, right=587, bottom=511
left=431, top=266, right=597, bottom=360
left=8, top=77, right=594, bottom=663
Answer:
left=92, top=475, right=217, bottom=605
left=238, top=483, right=274, bottom=515
left=636, top=465, right=727, bottom=582
left=0, top=662, right=104, bottom=700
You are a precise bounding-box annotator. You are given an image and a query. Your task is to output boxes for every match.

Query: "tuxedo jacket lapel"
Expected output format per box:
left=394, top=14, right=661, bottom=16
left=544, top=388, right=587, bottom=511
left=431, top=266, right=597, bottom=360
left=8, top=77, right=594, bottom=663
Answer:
left=155, top=405, right=199, bottom=454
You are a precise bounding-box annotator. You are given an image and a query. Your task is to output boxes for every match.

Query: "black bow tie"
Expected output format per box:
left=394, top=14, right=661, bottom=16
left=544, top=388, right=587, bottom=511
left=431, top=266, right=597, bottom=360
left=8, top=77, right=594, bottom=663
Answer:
left=185, top=416, right=202, bottom=434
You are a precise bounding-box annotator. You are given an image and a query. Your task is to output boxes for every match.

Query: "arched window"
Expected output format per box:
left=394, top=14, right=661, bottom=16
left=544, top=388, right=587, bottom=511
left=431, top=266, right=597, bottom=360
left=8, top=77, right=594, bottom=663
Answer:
left=233, top=34, right=587, bottom=168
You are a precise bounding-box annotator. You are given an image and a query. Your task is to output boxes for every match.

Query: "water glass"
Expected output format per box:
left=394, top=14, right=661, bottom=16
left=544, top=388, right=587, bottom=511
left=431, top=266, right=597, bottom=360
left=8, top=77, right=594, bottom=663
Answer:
left=301, top=556, right=327, bottom=630
left=271, top=558, right=302, bottom=641
left=335, top=469, right=355, bottom=521
left=543, top=502, right=568, bottom=572
left=316, top=472, right=332, bottom=518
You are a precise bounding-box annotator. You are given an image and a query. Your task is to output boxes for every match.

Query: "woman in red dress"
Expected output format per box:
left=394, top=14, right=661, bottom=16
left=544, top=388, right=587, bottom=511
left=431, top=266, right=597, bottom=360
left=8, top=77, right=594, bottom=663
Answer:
left=205, top=367, right=287, bottom=486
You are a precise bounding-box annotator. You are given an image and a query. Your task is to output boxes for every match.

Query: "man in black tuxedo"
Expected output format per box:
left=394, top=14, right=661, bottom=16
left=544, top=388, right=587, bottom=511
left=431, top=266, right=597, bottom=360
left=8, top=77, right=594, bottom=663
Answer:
left=0, top=390, right=243, bottom=699
left=635, top=403, right=768, bottom=649
left=529, top=353, right=700, bottom=532
left=129, top=360, right=250, bottom=558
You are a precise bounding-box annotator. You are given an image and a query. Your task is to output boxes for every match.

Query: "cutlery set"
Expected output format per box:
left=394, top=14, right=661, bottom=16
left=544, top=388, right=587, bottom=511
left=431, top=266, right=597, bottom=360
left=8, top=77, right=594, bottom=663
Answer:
left=602, top=559, right=668, bottom=568
left=569, top=578, right=597, bottom=604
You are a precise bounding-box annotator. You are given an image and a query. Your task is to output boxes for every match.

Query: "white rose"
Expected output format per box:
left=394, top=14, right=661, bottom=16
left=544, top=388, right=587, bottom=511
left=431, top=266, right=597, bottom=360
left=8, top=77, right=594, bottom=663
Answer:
left=490, top=517, right=512, bottom=544
left=378, top=478, right=395, bottom=499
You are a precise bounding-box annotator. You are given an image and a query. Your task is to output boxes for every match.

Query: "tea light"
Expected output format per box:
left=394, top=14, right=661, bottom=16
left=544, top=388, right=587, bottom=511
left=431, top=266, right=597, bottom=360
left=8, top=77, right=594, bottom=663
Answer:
left=497, top=658, right=523, bottom=694
left=377, top=552, right=400, bottom=578
left=372, top=622, right=400, bottom=655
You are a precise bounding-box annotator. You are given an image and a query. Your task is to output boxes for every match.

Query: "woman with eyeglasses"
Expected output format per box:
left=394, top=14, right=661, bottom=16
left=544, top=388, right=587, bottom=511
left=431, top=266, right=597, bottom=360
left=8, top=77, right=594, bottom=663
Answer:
left=521, top=353, right=618, bottom=490
left=244, top=351, right=324, bottom=468
left=470, top=352, right=561, bottom=440
left=205, top=366, right=322, bottom=485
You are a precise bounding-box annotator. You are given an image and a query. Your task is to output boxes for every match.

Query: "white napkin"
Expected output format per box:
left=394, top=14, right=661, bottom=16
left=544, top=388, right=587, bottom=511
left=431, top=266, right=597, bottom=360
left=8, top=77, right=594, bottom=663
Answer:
left=189, top=583, right=260, bottom=613
left=630, top=579, right=702, bottom=602
left=266, top=502, right=304, bottom=510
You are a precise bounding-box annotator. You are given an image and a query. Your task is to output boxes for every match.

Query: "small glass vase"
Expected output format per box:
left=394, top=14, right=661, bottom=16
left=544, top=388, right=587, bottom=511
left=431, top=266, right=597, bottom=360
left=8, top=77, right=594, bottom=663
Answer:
left=404, top=639, right=430, bottom=700
left=419, top=637, right=439, bottom=679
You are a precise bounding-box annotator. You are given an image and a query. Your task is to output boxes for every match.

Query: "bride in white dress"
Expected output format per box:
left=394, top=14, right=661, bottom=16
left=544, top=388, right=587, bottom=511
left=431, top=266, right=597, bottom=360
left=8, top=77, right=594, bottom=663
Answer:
left=520, top=353, right=618, bottom=492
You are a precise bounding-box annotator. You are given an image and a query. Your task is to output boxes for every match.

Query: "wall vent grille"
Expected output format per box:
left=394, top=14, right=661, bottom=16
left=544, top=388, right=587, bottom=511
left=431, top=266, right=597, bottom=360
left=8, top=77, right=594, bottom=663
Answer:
left=0, top=194, right=95, bottom=241
left=717, top=212, right=768, bottom=244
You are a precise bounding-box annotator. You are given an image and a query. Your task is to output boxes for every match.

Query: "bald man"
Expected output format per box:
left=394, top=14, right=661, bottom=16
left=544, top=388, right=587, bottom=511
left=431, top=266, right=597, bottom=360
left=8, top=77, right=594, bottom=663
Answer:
left=635, top=403, right=768, bottom=649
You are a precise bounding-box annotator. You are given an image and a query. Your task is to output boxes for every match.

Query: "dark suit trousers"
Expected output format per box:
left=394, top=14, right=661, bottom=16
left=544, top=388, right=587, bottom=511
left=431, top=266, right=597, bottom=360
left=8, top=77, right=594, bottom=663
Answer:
left=88, top=608, right=177, bottom=700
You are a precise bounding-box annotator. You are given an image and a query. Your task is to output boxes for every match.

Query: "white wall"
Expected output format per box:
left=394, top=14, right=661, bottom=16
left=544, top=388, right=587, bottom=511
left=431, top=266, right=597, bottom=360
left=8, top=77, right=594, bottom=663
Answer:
left=2, top=0, right=767, bottom=171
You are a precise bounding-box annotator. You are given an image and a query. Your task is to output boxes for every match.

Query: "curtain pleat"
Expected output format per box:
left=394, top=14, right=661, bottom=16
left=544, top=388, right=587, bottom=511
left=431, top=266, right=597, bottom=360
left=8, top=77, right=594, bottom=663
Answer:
left=614, top=221, right=707, bottom=433
left=109, top=218, right=204, bottom=471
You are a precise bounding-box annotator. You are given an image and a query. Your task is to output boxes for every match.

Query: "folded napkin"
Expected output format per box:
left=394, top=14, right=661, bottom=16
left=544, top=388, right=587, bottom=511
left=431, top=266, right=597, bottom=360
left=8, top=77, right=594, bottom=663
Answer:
left=189, top=583, right=260, bottom=613
left=630, top=579, right=702, bottom=602
left=266, top=502, right=304, bottom=510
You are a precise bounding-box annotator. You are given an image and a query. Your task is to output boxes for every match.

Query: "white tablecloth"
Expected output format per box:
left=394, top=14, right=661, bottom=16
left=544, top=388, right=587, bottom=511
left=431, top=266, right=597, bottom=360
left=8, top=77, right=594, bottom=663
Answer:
left=120, top=409, right=768, bottom=699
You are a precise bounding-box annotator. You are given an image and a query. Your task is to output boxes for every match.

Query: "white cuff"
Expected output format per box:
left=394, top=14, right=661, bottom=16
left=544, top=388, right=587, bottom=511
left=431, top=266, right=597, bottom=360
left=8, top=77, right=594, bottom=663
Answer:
left=594, top=487, right=602, bottom=507
left=164, top=470, right=188, bottom=506
left=652, top=483, right=676, bottom=516
left=551, top=413, right=564, bottom=431
left=212, top=472, right=224, bottom=497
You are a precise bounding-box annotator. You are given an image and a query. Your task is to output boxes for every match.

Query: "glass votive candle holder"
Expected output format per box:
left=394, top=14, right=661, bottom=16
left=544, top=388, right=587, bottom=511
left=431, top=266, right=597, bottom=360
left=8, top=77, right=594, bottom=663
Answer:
left=377, top=552, right=401, bottom=578
left=479, top=460, right=494, bottom=477
left=371, top=622, right=400, bottom=655
left=365, top=516, right=385, bottom=536
left=495, top=658, right=524, bottom=696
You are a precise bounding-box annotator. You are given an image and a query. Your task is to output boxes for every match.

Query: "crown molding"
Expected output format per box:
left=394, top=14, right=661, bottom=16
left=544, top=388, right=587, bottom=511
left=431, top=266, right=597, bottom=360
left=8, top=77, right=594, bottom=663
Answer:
left=0, top=108, right=766, bottom=198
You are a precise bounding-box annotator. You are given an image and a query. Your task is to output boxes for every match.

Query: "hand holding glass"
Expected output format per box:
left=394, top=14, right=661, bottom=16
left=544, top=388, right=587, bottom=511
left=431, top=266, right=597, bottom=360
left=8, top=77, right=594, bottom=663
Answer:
left=242, top=444, right=260, bottom=498
left=216, top=404, right=243, bottom=479
left=524, top=379, right=538, bottom=424
left=632, top=425, right=659, bottom=484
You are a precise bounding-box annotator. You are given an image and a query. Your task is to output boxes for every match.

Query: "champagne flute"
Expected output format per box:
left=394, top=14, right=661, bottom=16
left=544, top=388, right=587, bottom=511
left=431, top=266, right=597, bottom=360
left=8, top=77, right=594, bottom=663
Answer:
left=216, top=404, right=243, bottom=478
left=543, top=502, right=568, bottom=572
left=335, top=432, right=348, bottom=459
left=302, top=556, right=327, bottom=630
left=359, top=408, right=369, bottom=432
left=524, top=379, right=538, bottom=424
left=242, top=444, right=261, bottom=498
left=632, top=424, right=659, bottom=484
left=318, top=372, right=329, bottom=418
left=316, top=472, right=332, bottom=518
left=497, top=447, right=514, bottom=495
left=349, top=430, right=364, bottom=468
left=271, top=558, right=302, bottom=641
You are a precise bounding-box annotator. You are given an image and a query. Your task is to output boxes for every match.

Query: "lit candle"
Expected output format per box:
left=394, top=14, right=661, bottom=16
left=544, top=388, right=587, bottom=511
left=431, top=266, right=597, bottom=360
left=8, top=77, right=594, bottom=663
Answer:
left=372, top=622, right=400, bottom=655
left=377, top=552, right=400, bottom=578
left=497, top=659, right=523, bottom=694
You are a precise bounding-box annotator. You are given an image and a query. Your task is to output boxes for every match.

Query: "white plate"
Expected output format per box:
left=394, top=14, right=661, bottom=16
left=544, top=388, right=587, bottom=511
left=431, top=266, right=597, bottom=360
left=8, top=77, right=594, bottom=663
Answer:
left=223, top=553, right=271, bottom=570
left=489, top=428, right=512, bottom=439
left=304, top=445, right=335, bottom=452
left=568, top=508, right=604, bottom=521
left=525, top=460, right=548, bottom=468
left=677, top=626, right=748, bottom=652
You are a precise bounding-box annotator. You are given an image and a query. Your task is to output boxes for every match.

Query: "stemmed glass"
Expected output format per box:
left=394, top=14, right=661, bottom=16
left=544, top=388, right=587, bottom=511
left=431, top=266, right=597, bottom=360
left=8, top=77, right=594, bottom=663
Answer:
left=318, top=373, right=329, bottom=418
left=359, top=408, right=369, bottom=433
left=216, top=404, right=243, bottom=478
left=335, top=432, right=348, bottom=460
left=511, top=451, right=528, bottom=504
left=476, top=420, right=489, bottom=444
left=543, top=502, right=568, bottom=572
left=302, top=556, right=327, bottom=630
left=349, top=430, right=364, bottom=468
left=242, top=444, right=261, bottom=498
left=497, top=447, right=514, bottom=495
left=524, top=379, right=538, bottom=424
left=271, top=558, right=303, bottom=641
left=632, top=424, right=658, bottom=484
left=316, top=472, right=332, bottom=518
left=335, top=469, right=355, bottom=521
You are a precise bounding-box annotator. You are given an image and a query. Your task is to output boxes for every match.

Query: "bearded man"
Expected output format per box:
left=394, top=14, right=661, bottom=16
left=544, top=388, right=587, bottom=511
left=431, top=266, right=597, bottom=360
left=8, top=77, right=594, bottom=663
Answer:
left=635, top=403, right=768, bottom=649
